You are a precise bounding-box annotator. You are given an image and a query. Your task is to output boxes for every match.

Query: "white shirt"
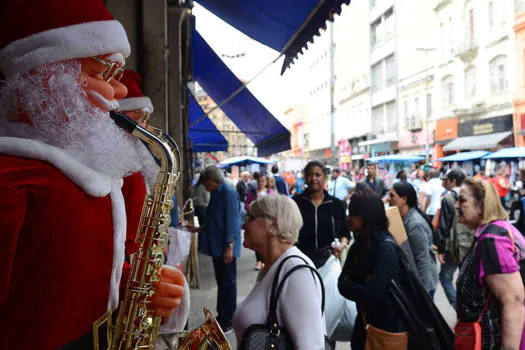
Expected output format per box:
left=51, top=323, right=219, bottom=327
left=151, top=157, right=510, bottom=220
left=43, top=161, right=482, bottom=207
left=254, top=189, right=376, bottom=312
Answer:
left=424, top=178, right=444, bottom=216
left=233, top=247, right=326, bottom=349
left=328, top=176, right=355, bottom=201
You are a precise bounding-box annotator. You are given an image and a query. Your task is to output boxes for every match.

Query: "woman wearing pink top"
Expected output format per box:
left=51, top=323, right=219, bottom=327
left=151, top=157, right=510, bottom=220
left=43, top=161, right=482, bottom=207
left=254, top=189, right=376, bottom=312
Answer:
left=455, top=179, right=525, bottom=350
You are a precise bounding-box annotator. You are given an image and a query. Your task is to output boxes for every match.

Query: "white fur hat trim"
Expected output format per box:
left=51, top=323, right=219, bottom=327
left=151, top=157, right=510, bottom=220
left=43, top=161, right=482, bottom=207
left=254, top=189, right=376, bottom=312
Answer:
left=117, top=97, right=154, bottom=114
left=0, top=20, right=131, bottom=78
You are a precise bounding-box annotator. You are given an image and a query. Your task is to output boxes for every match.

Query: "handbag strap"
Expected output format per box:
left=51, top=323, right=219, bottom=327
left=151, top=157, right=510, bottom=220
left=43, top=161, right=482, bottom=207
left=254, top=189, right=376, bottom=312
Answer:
left=267, top=255, right=325, bottom=324
left=269, top=255, right=310, bottom=308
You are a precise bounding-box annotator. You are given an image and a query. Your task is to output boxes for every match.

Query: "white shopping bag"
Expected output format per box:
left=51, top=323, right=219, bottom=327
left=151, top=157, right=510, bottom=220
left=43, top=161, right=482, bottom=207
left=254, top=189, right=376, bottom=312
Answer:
left=330, top=299, right=357, bottom=342
left=317, top=255, right=345, bottom=337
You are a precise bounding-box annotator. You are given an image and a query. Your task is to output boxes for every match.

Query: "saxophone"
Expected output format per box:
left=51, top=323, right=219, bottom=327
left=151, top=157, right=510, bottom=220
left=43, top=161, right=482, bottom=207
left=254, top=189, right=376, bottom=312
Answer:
left=182, top=198, right=200, bottom=289
left=93, top=111, right=230, bottom=349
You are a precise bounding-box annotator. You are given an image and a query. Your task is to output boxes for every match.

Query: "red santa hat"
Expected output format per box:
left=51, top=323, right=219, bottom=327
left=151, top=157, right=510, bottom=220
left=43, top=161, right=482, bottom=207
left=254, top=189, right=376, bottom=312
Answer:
left=0, top=0, right=131, bottom=78
left=118, top=70, right=154, bottom=114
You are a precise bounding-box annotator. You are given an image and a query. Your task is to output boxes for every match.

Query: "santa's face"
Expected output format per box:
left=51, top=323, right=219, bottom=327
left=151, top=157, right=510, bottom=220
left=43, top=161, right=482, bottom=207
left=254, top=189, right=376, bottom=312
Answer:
left=80, top=53, right=127, bottom=111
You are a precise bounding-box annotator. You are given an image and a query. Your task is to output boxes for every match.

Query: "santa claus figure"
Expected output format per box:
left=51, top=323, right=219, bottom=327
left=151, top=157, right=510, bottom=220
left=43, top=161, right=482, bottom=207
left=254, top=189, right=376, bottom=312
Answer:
left=0, top=0, right=187, bottom=348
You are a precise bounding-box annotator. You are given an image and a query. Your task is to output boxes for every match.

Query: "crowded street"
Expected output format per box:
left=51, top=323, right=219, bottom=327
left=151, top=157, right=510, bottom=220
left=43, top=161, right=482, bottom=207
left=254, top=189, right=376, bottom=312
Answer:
left=2, top=0, right=525, bottom=349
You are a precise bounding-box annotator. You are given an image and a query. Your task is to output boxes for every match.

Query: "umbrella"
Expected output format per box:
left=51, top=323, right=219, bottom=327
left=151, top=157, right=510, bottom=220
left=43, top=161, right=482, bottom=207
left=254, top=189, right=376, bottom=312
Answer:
left=438, top=151, right=491, bottom=162
left=483, top=147, right=525, bottom=159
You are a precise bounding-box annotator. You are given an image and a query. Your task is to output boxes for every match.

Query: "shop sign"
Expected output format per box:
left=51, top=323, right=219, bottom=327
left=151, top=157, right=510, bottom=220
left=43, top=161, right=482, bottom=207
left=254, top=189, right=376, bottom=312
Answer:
left=435, top=118, right=458, bottom=141
left=458, top=115, right=512, bottom=137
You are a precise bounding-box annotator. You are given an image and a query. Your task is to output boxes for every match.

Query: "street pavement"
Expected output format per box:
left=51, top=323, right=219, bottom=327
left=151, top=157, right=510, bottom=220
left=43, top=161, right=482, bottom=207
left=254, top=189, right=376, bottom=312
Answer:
left=187, top=245, right=457, bottom=349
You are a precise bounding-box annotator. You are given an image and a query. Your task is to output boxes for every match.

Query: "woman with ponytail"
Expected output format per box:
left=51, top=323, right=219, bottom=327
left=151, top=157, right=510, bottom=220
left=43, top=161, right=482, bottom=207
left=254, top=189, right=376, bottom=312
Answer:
left=390, top=182, right=438, bottom=298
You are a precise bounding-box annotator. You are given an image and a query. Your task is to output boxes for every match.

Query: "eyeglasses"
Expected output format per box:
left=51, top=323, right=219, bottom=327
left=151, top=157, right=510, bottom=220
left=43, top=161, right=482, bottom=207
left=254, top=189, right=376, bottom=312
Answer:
left=90, top=56, right=124, bottom=82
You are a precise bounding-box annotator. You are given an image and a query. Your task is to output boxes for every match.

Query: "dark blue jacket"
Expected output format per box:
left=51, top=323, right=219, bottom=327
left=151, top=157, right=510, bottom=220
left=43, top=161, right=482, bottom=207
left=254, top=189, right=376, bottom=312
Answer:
left=201, top=183, right=242, bottom=258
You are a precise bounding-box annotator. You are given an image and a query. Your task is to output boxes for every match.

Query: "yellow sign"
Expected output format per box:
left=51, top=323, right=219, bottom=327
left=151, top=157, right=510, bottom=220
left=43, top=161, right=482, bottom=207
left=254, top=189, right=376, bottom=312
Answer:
left=472, top=123, right=494, bottom=135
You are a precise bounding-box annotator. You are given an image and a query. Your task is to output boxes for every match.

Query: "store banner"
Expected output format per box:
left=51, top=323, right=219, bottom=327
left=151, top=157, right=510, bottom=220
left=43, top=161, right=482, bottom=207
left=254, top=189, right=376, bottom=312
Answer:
left=435, top=118, right=458, bottom=142
left=458, top=115, right=512, bottom=137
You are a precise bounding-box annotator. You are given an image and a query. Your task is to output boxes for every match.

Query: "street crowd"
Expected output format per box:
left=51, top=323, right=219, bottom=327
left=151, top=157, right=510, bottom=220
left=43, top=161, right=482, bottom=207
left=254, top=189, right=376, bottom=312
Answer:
left=192, top=161, right=525, bottom=349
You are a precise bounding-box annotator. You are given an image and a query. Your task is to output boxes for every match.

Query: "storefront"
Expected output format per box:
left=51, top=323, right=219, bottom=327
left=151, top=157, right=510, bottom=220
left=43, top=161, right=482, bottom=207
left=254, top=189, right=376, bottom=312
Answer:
left=338, top=139, right=352, bottom=171
left=358, top=136, right=397, bottom=158
left=350, top=136, right=370, bottom=170
left=398, top=128, right=435, bottom=157
left=435, top=118, right=459, bottom=160
left=442, top=115, right=514, bottom=152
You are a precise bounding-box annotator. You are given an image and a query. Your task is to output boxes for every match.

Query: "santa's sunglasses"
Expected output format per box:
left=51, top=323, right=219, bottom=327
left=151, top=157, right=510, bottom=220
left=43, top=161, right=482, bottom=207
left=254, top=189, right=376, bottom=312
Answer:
left=90, top=57, right=124, bottom=82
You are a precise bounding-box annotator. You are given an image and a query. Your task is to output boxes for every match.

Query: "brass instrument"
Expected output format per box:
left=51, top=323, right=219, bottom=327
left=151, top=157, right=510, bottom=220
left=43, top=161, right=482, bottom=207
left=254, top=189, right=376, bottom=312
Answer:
left=174, top=308, right=231, bottom=350
left=94, top=111, right=230, bottom=350
left=182, top=198, right=200, bottom=289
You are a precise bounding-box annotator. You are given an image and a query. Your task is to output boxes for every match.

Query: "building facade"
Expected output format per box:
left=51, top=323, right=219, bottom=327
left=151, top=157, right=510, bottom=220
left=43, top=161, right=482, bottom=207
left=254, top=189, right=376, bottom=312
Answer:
left=433, top=0, right=516, bottom=155
left=365, top=0, right=438, bottom=157
left=514, top=1, right=525, bottom=146
left=195, top=85, right=255, bottom=161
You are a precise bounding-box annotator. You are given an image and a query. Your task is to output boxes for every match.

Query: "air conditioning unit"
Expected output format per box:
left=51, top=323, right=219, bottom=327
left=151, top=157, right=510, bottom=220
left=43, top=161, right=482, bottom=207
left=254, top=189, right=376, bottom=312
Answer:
left=408, top=115, right=422, bottom=131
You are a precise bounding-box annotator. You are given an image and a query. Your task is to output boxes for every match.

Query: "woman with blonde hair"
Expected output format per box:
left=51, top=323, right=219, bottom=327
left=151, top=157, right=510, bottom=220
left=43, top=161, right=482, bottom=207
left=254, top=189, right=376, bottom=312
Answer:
left=233, top=194, right=327, bottom=349
left=455, top=179, right=525, bottom=349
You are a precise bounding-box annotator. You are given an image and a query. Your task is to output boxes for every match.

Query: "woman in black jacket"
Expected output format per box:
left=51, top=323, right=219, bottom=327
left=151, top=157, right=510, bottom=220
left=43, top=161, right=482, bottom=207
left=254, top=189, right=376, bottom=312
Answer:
left=292, top=161, right=350, bottom=268
left=338, top=189, right=407, bottom=350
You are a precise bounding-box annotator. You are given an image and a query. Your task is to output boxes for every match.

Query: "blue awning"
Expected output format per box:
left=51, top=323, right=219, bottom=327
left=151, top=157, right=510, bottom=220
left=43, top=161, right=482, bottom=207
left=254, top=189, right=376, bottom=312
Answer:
left=189, top=92, right=228, bottom=152
left=366, top=155, right=424, bottom=163
left=438, top=151, right=491, bottom=162
left=196, top=0, right=351, bottom=74
left=193, top=30, right=291, bottom=156
left=219, top=156, right=274, bottom=168
left=483, top=147, right=525, bottom=159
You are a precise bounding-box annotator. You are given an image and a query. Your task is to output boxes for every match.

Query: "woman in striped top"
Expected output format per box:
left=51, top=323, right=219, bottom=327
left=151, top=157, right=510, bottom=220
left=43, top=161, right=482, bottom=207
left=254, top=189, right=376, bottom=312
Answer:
left=455, top=179, right=525, bottom=350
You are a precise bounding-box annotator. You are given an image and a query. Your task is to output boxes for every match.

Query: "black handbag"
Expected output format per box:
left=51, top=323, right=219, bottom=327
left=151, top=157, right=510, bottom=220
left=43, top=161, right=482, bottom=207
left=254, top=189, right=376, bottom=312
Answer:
left=239, top=255, right=334, bottom=350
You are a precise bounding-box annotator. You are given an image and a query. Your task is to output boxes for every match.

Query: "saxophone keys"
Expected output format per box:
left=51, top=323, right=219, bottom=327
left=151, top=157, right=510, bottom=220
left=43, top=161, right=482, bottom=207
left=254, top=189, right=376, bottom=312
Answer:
left=156, top=232, right=169, bottom=248
left=135, top=315, right=153, bottom=331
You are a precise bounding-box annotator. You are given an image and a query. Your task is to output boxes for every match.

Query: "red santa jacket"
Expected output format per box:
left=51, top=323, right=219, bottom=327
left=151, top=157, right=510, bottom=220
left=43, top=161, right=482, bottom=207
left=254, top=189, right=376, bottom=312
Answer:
left=0, top=137, right=145, bottom=349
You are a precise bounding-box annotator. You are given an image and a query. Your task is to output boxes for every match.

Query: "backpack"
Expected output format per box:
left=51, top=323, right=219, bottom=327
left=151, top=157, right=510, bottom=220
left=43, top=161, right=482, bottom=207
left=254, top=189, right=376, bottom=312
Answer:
left=444, top=191, right=474, bottom=263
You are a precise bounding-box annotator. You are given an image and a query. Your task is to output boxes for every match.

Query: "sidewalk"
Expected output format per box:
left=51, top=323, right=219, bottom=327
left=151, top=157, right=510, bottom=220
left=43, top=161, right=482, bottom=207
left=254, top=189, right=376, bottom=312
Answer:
left=187, top=246, right=456, bottom=349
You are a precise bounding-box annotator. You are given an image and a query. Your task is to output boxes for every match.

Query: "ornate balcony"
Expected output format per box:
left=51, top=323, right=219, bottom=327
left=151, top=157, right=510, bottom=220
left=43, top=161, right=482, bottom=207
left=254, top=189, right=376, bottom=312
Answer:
left=453, top=37, right=479, bottom=64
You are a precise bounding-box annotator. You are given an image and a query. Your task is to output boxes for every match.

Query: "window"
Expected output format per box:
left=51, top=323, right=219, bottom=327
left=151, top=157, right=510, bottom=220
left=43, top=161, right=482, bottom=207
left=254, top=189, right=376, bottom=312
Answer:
left=386, top=102, right=397, bottom=132
left=414, top=97, right=420, bottom=118
left=426, top=93, right=432, bottom=119
left=404, top=100, right=409, bottom=129
left=385, top=9, right=395, bottom=42
left=440, top=22, right=445, bottom=58
left=385, top=55, right=396, bottom=87
left=371, top=62, right=384, bottom=92
left=442, top=75, right=455, bottom=106
left=372, top=106, right=384, bottom=133
left=488, top=1, right=494, bottom=31
left=448, top=17, right=453, bottom=55
left=371, top=19, right=383, bottom=50
left=467, top=9, right=476, bottom=48
left=465, top=66, right=476, bottom=98
left=490, top=56, right=508, bottom=93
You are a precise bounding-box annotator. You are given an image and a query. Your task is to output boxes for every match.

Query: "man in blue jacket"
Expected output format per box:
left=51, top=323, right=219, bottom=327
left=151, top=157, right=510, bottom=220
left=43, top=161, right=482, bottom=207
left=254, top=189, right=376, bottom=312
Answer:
left=272, top=164, right=289, bottom=195
left=199, top=165, right=241, bottom=332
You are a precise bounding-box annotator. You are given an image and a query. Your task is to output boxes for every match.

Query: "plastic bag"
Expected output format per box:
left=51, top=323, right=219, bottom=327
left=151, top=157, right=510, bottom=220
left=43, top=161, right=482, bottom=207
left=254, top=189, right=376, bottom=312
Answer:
left=317, top=255, right=345, bottom=336
left=166, top=227, right=191, bottom=267
left=330, top=299, right=357, bottom=342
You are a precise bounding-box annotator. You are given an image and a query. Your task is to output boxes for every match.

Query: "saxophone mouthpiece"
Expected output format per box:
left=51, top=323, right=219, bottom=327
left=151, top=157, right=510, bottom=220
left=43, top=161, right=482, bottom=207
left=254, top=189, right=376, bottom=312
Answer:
left=109, top=111, right=139, bottom=134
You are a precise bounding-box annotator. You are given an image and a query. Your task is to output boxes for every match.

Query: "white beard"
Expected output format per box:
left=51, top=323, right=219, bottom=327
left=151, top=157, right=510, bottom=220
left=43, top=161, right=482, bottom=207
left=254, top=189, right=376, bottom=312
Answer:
left=0, top=60, right=153, bottom=181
